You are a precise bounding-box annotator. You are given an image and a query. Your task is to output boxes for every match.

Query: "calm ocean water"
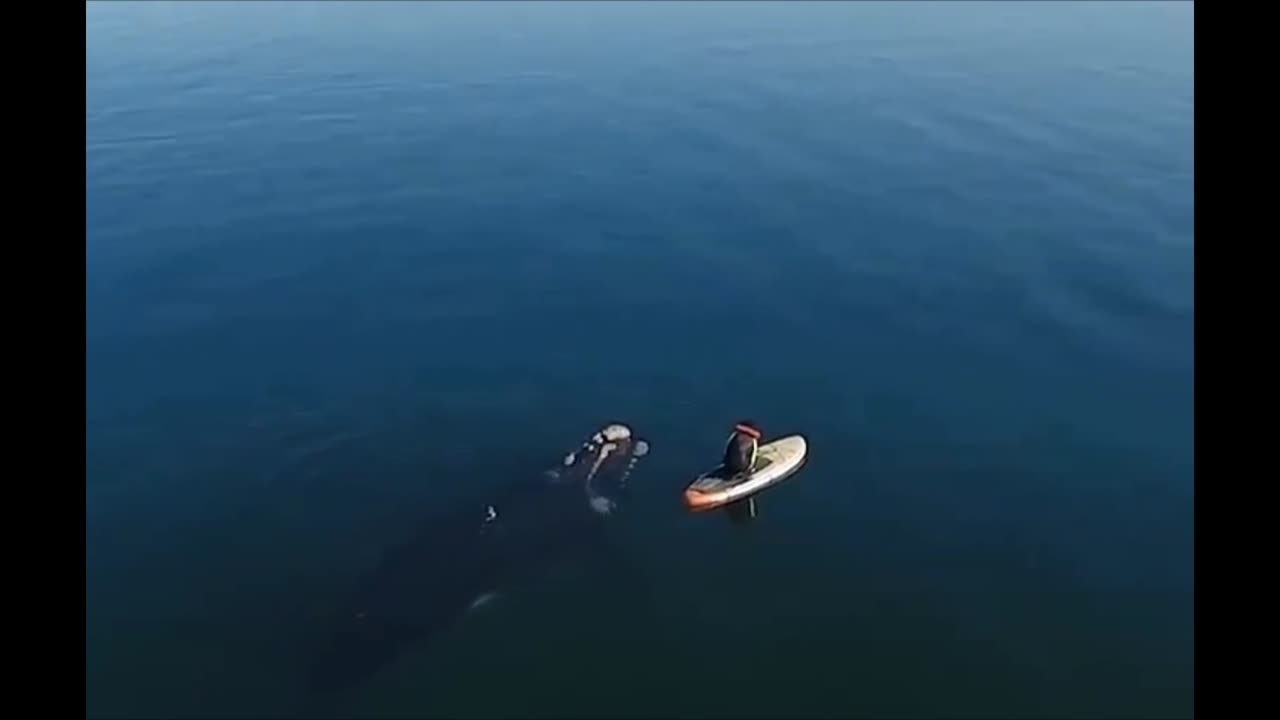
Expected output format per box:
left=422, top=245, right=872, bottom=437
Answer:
left=86, top=2, right=1194, bottom=718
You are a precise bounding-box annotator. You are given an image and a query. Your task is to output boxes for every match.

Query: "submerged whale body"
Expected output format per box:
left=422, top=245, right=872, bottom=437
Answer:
left=307, top=425, right=649, bottom=696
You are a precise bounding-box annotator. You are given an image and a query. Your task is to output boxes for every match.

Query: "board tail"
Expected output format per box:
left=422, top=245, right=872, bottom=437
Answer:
left=724, top=497, right=758, bottom=525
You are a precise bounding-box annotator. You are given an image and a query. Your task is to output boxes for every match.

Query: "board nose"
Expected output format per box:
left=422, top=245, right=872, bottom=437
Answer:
left=683, top=488, right=718, bottom=512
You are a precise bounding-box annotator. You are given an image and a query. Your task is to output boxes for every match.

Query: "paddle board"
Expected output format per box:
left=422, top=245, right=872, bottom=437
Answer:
left=683, top=435, right=808, bottom=513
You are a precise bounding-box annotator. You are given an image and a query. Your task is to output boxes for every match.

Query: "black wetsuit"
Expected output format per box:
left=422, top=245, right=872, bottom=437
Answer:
left=723, top=431, right=758, bottom=477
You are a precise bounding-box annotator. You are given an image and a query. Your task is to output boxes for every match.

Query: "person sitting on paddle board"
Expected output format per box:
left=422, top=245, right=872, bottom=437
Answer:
left=723, top=420, right=762, bottom=479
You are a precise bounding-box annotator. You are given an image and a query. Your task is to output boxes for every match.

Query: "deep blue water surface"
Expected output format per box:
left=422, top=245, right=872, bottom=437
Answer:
left=87, top=2, right=1194, bottom=718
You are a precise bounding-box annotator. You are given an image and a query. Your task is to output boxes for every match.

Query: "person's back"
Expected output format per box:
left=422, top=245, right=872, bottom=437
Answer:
left=723, top=420, right=762, bottom=478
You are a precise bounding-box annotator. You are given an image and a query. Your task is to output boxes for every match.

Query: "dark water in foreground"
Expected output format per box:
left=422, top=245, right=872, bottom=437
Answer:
left=87, top=2, right=1194, bottom=718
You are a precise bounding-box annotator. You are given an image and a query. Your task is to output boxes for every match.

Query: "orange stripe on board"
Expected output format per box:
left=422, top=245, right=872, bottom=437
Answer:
left=684, top=488, right=732, bottom=511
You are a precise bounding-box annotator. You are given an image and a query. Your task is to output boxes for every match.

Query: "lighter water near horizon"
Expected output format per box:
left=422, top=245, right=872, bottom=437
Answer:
left=87, top=2, right=1194, bottom=718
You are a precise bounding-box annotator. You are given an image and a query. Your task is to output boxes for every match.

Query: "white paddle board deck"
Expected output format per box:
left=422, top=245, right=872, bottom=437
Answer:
left=683, top=435, right=807, bottom=512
